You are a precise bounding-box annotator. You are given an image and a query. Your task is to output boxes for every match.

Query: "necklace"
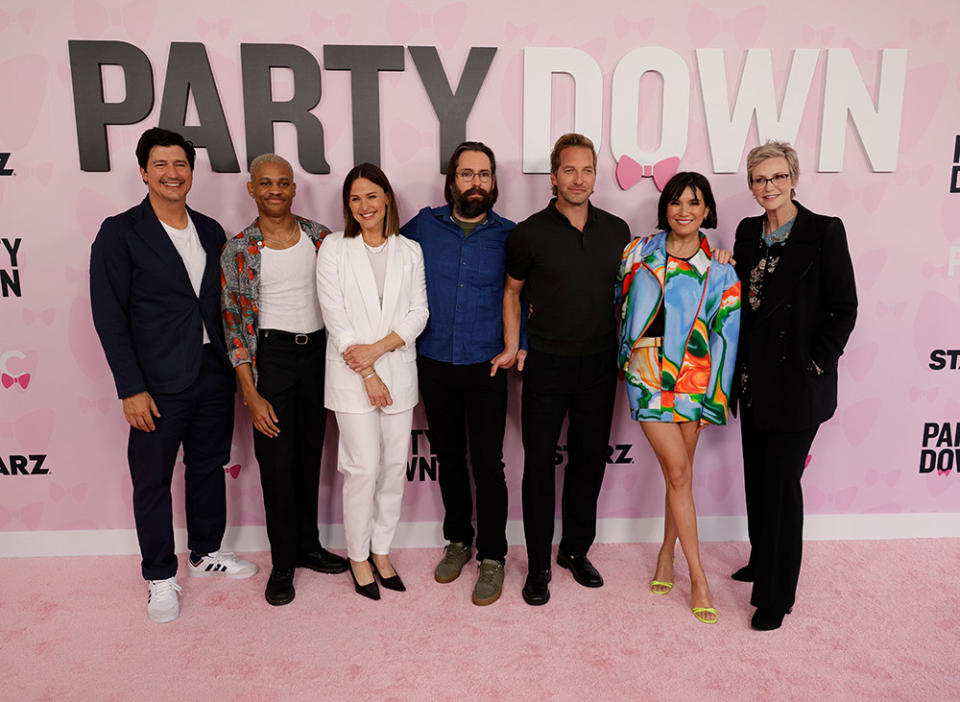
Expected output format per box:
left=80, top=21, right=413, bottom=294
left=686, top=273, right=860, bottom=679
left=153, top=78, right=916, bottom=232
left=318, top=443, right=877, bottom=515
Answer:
left=262, top=221, right=299, bottom=248
left=666, top=233, right=700, bottom=259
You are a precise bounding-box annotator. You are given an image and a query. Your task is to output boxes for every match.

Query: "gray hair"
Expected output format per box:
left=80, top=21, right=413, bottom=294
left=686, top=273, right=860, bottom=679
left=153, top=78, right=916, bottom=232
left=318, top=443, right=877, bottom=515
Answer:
left=746, top=140, right=799, bottom=197
left=249, top=153, right=293, bottom=181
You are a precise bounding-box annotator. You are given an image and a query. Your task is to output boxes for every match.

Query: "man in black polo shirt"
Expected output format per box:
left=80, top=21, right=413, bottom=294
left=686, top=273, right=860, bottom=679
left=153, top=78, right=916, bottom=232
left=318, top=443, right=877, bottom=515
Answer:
left=498, top=133, right=630, bottom=605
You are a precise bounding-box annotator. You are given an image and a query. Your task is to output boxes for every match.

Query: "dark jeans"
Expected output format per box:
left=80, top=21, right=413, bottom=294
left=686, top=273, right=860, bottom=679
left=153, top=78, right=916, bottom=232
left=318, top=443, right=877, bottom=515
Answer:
left=740, top=406, right=819, bottom=611
left=520, top=347, right=618, bottom=572
left=253, top=329, right=328, bottom=570
left=418, top=356, right=508, bottom=563
left=128, top=344, right=235, bottom=580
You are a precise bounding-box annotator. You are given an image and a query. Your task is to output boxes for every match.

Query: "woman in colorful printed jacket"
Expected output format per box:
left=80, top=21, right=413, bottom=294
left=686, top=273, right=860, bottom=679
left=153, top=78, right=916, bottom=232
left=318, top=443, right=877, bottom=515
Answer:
left=618, top=171, right=741, bottom=624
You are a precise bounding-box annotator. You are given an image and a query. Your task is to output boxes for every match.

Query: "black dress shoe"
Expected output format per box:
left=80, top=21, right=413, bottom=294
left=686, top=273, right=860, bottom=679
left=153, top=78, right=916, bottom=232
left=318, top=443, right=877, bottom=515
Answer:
left=522, top=569, right=552, bottom=606
left=350, top=565, right=381, bottom=601
left=750, top=606, right=792, bottom=631
left=368, top=556, right=406, bottom=592
left=557, top=551, right=603, bottom=588
left=265, top=568, right=295, bottom=606
left=731, top=565, right=755, bottom=582
left=297, top=548, right=349, bottom=574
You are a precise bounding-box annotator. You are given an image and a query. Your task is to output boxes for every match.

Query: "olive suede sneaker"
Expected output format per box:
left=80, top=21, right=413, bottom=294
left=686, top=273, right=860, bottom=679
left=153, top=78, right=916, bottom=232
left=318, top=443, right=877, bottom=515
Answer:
left=472, top=559, right=504, bottom=606
left=434, top=542, right=472, bottom=583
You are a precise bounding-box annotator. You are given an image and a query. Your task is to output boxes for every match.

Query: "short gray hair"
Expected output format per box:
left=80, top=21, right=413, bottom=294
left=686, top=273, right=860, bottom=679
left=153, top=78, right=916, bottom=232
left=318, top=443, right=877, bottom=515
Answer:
left=249, top=153, right=293, bottom=181
left=746, top=140, right=800, bottom=197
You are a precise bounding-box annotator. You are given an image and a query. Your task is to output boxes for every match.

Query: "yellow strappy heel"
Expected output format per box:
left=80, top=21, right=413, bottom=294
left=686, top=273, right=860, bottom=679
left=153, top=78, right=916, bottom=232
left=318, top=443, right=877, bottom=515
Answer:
left=692, top=607, right=718, bottom=624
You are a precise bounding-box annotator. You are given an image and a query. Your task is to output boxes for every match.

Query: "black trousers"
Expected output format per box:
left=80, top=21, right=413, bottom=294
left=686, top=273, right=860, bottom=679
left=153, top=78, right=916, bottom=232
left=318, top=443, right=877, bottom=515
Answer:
left=740, top=406, right=819, bottom=611
left=417, top=356, right=509, bottom=563
left=128, top=344, right=235, bottom=580
left=520, top=348, right=617, bottom=572
left=253, top=329, right=328, bottom=570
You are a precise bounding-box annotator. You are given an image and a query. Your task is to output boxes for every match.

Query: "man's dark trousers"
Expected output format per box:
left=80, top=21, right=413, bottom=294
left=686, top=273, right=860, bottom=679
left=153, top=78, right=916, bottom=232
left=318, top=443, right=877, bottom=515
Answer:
left=253, top=329, right=328, bottom=570
left=129, top=344, right=234, bottom=581
left=418, top=355, right=508, bottom=563
left=520, top=347, right=617, bottom=572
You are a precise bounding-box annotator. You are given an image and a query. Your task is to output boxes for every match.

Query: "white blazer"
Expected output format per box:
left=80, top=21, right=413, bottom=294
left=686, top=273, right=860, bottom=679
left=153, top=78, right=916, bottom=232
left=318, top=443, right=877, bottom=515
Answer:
left=315, top=231, right=428, bottom=414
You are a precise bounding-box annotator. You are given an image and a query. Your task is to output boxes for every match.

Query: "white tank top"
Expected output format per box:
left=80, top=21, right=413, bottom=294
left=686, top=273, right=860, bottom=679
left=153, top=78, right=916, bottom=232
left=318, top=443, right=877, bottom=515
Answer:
left=258, top=228, right=323, bottom=333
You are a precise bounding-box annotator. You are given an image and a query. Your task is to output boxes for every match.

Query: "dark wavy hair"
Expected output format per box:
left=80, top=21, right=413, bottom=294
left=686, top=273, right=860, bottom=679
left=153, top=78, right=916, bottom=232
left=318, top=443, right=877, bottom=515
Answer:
left=656, top=171, right=718, bottom=230
left=443, top=141, right=499, bottom=208
left=136, top=127, right=196, bottom=170
left=342, top=163, right=400, bottom=239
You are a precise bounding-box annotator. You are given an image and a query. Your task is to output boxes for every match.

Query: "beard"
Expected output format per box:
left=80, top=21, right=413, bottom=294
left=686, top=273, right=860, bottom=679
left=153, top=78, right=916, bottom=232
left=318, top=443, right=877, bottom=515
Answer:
left=452, top=185, right=494, bottom=219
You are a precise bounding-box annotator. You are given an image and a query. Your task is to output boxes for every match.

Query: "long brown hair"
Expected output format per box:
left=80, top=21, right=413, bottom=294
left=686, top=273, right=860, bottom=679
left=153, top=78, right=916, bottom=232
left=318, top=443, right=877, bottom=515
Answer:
left=342, top=163, right=400, bottom=238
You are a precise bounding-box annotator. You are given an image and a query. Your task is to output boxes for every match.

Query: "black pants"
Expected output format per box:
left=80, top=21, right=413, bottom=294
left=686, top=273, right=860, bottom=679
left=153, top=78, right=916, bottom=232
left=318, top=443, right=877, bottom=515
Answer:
left=128, top=344, right=235, bottom=581
left=740, top=406, right=819, bottom=611
left=520, top=348, right=617, bottom=572
left=418, top=356, right=508, bottom=563
left=253, top=329, right=328, bottom=570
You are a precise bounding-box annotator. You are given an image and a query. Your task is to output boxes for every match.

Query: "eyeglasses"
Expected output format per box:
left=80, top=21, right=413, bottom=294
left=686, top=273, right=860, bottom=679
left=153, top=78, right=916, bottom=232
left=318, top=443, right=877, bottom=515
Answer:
left=456, top=169, right=493, bottom=183
left=750, top=173, right=791, bottom=189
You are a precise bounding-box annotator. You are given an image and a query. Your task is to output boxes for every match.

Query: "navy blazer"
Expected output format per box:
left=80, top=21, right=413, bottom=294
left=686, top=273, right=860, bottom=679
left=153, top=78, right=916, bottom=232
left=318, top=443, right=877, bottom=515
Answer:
left=90, top=196, right=230, bottom=398
left=731, top=201, right=858, bottom=430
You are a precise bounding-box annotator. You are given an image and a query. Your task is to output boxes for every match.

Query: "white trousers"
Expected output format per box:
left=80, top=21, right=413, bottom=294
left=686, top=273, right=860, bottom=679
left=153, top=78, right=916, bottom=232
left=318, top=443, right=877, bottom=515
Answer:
left=335, top=408, right=413, bottom=561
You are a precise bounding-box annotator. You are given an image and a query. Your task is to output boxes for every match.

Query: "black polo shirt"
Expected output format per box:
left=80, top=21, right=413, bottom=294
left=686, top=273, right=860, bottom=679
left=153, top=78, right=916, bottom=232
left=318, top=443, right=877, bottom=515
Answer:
left=506, top=198, right=630, bottom=355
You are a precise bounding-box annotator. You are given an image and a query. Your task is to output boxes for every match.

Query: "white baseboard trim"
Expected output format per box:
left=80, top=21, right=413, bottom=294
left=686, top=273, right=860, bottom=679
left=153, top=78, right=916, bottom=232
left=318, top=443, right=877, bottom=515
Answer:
left=1, top=513, right=958, bottom=558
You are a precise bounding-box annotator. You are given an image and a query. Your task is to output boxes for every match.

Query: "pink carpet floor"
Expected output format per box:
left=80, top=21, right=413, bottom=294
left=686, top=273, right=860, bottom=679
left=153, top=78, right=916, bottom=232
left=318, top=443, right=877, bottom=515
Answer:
left=2, top=539, right=957, bottom=701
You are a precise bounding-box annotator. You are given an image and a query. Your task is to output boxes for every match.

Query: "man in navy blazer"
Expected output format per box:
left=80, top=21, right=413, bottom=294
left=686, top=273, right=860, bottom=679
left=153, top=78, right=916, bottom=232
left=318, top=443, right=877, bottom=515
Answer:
left=90, top=127, right=256, bottom=624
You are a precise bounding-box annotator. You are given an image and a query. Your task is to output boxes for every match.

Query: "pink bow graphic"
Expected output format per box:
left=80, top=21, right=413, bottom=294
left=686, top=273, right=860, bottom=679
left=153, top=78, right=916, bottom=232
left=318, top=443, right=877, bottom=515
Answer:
left=505, top=22, right=537, bottom=41
left=688, top=4, right=766, bottom=46
left=0, top=502, right=44, bottom=529
left=50, top=483, right=88, bottom=503
left=198, top=17, right=231, bottom=37
left=22, top=308, right=55, bottom=325
left=1, top=372, right=29, bottom=389
left=311, top=13, right=351, bottom=35
left=0, top=9, right=35, bottom=32
left=614, top=15, right=654, bottom=40
left=616, top=156, right=679, bottom=192
left=225, top=464, right=241, bottom=479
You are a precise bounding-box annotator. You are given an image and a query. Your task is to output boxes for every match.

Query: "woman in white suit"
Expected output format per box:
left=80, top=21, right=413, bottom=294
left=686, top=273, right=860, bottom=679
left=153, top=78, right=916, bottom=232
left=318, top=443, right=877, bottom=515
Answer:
left=316, top=163, right=428, bottom=600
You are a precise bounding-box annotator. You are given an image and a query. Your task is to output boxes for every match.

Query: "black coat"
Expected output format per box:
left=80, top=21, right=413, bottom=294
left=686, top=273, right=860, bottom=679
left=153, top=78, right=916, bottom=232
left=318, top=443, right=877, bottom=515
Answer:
left=731, top=202, right=857, bottom=431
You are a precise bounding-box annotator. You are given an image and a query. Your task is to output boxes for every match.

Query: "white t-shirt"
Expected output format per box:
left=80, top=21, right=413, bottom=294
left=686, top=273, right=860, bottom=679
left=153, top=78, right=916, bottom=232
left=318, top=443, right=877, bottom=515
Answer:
left=259, top=228, right=323, bottom=333
left=160, top=214, right=210, bottom=344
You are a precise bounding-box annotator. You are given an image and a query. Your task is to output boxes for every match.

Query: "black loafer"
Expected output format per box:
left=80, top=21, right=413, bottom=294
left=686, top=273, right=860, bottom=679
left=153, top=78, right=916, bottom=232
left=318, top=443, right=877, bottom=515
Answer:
left=297, top=549, right=349, bottom=574
left=350, top=565, right=381, bottom=601
left=557, top=551, right=603, bottom=588
left=522, top=569, right=552, bottom=606
left=265, top=568, right=295, bottom=606
left=751, top=606, right=792, bottom=631
left=731, top=565, right=755, bottom=582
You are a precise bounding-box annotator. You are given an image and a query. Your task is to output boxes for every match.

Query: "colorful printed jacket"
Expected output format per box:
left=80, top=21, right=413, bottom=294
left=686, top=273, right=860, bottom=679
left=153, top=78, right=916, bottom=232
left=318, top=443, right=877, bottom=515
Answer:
left=618, top=232, right=741, bottom=424
left=219, top=216, right=331, bottom=384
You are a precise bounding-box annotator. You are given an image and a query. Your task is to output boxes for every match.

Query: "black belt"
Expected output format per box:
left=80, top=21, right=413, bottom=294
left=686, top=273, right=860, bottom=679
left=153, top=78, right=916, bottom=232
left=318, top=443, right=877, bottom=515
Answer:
left=259, top=328, right=324, bottom=345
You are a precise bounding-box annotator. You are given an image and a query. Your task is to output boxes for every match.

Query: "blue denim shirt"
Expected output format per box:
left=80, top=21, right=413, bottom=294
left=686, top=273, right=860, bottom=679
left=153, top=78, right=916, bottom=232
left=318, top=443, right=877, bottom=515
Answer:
left=401, top=205, right=524, bottom=365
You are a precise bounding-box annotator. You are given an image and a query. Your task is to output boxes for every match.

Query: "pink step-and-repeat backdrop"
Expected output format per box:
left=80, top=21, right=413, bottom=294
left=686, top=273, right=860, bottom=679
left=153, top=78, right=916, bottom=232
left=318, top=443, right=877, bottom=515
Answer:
left=2, top=0, right=958, bottom=550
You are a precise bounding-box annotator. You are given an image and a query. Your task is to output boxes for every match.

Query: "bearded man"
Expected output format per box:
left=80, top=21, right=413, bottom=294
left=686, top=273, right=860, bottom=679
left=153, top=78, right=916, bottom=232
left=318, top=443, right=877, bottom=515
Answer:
left=400, top=141, right=522, bottom=606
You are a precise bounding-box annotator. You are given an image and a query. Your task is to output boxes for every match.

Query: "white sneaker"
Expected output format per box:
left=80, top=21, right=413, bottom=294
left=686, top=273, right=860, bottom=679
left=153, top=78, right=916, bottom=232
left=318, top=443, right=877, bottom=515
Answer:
left=147, top=577, right=182, bottom=623
left=188, top=550, right=258, bottom=579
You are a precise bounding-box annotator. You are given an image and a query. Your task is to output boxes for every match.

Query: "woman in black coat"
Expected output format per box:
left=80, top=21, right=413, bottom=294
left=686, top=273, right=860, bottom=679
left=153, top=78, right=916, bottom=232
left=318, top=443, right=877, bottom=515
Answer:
left=731, top=141, right=857, bottom=631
